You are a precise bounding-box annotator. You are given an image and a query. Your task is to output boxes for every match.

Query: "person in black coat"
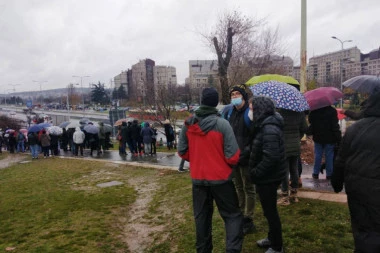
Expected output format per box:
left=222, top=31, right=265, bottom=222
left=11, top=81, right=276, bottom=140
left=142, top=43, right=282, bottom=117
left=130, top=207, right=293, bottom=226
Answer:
left=307, top=106, right=341, bottom=179
left=60, top=128, right=69, bottom=151
left=277, top=109, right=308, bottom=205
left=332, top=90, right=380, bottom=253
left=248, top=96, right=286, bottom=253
left=130, top=120, right=141, bottom=156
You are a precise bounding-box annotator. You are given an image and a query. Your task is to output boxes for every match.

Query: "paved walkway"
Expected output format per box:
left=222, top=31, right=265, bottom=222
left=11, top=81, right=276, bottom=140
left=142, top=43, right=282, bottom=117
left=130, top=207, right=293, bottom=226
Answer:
left=23, top=149, right=348, bottom=204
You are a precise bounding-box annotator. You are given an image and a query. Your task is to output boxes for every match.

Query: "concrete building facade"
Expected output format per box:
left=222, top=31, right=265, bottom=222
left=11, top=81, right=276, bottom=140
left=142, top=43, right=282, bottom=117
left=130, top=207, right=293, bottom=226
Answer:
left=186, top=60, right=219, bottom=90
left=153, top=65, right=177, bottom=100
left=130, top=59, right=155, bottom=102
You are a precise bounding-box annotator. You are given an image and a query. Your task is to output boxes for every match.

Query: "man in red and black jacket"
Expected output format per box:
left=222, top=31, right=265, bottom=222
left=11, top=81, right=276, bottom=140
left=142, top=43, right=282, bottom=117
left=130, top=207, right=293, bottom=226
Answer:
left=178, top=87, right=243, bottom=252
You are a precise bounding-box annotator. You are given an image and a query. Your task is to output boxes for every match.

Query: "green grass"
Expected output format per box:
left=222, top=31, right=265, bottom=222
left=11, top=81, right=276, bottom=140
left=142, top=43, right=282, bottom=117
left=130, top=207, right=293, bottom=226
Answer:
left=0, top=157, right=354, bottom=252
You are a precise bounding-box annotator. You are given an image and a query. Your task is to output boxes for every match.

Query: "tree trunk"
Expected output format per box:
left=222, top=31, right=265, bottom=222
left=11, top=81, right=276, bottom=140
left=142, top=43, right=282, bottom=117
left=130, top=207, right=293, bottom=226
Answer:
left=213, top=27, right=235, bottom=105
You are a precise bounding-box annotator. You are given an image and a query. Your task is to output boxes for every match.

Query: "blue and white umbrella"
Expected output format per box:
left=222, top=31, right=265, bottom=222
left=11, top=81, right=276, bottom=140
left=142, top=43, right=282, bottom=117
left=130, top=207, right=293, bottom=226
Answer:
left=249, top=81, right=309, bottom=112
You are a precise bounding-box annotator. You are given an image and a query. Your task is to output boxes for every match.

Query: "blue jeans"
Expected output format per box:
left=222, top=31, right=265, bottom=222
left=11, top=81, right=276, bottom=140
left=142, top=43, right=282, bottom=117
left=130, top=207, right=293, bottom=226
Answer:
left=30, top=144, right=39, bottom=158
left=313, top=143, right=335, bottom=177
left=17, top=141, right=25, bottom=152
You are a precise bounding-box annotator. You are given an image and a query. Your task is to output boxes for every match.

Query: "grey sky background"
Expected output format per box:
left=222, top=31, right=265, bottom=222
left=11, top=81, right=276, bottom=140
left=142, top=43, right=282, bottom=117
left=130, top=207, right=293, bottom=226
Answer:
left=1, top=0, right=379, bottom=93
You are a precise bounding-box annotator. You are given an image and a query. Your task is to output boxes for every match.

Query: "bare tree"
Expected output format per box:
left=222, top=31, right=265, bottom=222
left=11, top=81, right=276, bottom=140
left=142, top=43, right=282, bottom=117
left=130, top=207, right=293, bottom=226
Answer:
left=201, top=10, right=285, bottom=103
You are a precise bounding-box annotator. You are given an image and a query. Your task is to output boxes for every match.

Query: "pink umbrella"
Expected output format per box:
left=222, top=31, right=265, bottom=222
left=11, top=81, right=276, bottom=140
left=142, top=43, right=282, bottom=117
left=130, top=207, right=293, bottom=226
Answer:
left=304, top=87, right=343, bottom=111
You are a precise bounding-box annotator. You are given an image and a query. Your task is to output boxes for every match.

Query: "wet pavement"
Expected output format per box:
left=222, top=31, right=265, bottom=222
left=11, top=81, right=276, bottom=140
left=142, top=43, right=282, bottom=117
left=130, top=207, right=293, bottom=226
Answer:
left=57, top=149, right=338, bottom=193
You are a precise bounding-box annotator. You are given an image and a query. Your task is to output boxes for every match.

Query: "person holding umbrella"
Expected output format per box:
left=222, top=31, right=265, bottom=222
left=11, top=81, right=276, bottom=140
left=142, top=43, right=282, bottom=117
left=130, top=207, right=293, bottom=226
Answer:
left=307, top=106, right=341, bottom=179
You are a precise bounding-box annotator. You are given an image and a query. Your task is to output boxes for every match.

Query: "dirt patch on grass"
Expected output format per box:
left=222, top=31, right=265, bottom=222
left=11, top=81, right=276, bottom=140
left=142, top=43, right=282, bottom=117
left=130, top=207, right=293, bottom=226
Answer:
left=0, top=154, right=26, bottom=170
left=121, top=174, right=166, bottom=253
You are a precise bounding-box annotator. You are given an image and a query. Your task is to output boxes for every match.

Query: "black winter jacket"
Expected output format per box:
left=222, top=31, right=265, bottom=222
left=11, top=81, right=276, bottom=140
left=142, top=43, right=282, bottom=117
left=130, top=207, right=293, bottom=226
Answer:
left=249, top=112, right=286, bottom=185
left=307, top=106, right=341, bottom=144
left=332, top=91, right=380, bottom=244
left=278, top=109, right=308, bottom=157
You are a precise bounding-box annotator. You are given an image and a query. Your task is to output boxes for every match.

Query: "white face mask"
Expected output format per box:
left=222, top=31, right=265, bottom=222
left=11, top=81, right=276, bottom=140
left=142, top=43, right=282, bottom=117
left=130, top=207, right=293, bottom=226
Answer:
left=248, top=110, right=253, bottom=121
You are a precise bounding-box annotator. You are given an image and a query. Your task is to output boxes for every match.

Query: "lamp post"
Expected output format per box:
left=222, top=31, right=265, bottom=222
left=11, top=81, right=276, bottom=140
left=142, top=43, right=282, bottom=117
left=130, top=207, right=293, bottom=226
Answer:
left=72, top=75, right=90, bottom=115
left=331, top=36, right=352, bottom=108
left=33, top=80, right=47, bottom=105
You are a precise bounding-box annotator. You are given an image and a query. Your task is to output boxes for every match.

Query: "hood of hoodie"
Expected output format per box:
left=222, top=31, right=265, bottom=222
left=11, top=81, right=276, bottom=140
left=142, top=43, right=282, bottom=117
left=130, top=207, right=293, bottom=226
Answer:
left=185, top=106, right=219, bottom=136
left=75, top=127, right=81, bottom=132
left=252, top=96, right=276, bottom=123
left=363, top=90, right=380, bottom=118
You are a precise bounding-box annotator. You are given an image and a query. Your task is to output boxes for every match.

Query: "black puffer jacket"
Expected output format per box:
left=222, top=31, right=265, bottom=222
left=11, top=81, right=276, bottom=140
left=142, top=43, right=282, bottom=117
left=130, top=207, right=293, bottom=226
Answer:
left=332, top=91, right=380, bottom=247
left=278, top=109, right=308, bottom=157
left=307, top=106, right=341, bottom=144
left=249, top=97, right=286, bottom=185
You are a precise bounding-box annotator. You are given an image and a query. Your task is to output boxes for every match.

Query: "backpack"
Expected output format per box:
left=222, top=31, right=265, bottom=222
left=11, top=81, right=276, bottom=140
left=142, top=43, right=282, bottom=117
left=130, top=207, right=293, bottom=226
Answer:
left=222, top=104, right=251, bottom=128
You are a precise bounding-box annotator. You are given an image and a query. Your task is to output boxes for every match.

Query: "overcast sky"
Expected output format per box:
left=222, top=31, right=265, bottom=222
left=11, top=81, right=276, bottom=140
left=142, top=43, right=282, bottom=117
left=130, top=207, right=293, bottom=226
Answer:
left=1, top=0, right=379, bottom=93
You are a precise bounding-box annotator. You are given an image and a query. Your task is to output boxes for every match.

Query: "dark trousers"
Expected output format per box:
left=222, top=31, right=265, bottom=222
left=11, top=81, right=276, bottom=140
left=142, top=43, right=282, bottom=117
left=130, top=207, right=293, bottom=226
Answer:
left=256, top=182, right=283, bottom=251
left=192, top=181, right=243, bottom=253
left=131, top=139, right=138, bottom=154
left=151, top=139, right=156, bottom=154
left=348, top=195, right=380, bottom=253
left=42, top=146, right=50, bottom=157
left=74, top=143, right=83, bottom=156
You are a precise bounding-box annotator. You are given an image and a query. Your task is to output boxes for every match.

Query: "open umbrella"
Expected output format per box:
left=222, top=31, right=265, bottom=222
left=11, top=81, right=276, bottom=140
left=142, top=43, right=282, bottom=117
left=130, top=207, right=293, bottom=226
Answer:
left=38, top=122, right=52, bottom=129
left=246, top=74, right=300, bottom=86
left=19, top=128, right=28, bottom=134
left=114, top=118, right=134, bottom=126
left=28, top=125, right=43, bottom=133
left=5, top=129, right=15, bottom=133
left=79, top=118, right=90, bottom=125
left=83, top=124, right=99, bottom=134
left=59, top=121, right=71, bottom=128
left=65, top=121, right=81, bottom=129
left=103, top=124, right=112, bottom=133
left=249, top=81, right=309, bottom=112
left=47, top=126, right=63, bottom=136
left=304, top=87, right=343, bottom=111
left=342, top=75, right=380, bottom=93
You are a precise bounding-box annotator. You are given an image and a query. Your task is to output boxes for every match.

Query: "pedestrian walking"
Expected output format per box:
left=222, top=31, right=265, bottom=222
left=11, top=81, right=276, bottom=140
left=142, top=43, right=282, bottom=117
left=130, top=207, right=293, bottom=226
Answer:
left=178, top=87, right=243, bottom=252
left=248, top=96, right=286, bottom=253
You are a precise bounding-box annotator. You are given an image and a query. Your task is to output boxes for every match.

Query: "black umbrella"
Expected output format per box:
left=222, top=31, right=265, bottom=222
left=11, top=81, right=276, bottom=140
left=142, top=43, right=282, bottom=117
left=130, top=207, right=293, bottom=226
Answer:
left=342, top=75, right=380, bottom=93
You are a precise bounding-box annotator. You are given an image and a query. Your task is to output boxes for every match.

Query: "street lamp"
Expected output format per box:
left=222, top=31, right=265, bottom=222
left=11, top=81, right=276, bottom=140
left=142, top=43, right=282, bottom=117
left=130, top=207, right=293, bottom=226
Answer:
left=72, top=75, right=90, bottom=115
left=331, top=36, right=353, bottom=108
left=33, top=80, right=48, bottom=105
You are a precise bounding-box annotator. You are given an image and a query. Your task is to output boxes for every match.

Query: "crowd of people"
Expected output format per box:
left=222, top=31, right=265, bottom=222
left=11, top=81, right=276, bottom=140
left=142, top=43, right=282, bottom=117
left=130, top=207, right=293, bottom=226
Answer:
left=116, top=119, right=174, bottom=157
left=0, top=122, right=112, bottom=158
left=178, top=85, right=379, bottom=253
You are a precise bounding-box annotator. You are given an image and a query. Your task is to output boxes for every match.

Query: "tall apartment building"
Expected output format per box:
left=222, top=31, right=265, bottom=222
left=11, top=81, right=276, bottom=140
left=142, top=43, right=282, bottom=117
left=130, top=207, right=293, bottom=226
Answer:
left=307, top=47, right=361, bottom=84
left=114, top=71, right=129, bottom=96
left=294, top=47, right=380, bottom=87
left=186, top=60, right=219, bottom=90
left=130, top=59, right=155, bottom=102
left=345, top=48, right=380, bottom=79
left=153, top=65, right=177, bottom=100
